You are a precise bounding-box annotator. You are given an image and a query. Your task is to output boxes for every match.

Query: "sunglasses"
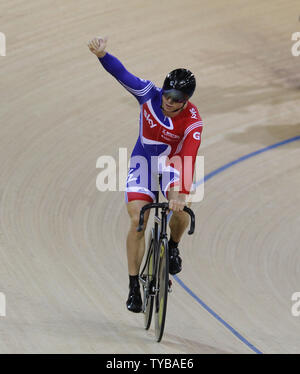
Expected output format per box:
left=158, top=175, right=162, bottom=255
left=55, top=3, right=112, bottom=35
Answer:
left=162, top=89, right=188, bottom=103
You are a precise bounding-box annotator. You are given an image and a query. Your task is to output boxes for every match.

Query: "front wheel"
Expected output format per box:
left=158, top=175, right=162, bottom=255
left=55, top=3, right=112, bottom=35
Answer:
left=154, top=238, right=169, bottom=342
left=143, top=231, right=155, bottom=330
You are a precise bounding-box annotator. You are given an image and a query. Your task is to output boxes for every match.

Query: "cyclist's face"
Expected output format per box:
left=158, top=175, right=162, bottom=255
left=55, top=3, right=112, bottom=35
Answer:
left=161, top=94, right=186, bottom=115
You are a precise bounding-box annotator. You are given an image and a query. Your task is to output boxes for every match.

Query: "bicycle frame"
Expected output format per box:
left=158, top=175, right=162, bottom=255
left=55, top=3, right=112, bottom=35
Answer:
left=138, top=197, right=195, bottom=341
left=139, top=201, right=169, bottom=299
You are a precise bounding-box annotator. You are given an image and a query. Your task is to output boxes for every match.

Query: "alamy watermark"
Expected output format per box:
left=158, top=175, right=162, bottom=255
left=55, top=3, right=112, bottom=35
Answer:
left=96, top=148, right=204, bottom=203
left=0, top=32, right=6, bottom=56
left=291, top=32, right=300, bottom=56
left=291, top=292, right=300, bottom=317
left=0, top=292, right=6, bottom=317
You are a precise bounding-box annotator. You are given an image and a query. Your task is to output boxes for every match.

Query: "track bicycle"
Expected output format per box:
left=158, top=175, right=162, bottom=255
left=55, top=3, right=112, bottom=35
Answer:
left=138, top=199, right=195, bottom=342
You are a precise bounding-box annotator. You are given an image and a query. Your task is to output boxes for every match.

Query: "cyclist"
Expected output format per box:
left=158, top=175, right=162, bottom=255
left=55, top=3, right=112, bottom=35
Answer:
left=88, top=37, right=203, bottom=313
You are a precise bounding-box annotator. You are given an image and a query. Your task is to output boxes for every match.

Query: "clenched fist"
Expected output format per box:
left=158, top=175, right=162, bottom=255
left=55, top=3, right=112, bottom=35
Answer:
left=88, top=36, right=108, bottom=58
left=168, top=189, right=186, bottom=212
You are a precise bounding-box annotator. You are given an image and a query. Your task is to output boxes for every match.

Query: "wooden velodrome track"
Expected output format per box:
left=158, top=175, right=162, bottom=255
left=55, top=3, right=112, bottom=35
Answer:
left=1, top=0, right=300, bottom=354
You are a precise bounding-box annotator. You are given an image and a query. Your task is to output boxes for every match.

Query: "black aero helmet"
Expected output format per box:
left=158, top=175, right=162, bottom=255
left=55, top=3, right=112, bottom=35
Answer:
left=163, top=68, right=196, bottom=102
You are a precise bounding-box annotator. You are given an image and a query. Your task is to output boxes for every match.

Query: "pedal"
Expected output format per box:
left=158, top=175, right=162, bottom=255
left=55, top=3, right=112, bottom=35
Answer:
left=168, top=279, right=173, bottom=293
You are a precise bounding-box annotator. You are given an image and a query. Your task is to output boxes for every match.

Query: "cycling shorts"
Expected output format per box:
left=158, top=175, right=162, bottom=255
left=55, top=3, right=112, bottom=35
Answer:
left=125, top=138, right=179, bottom=203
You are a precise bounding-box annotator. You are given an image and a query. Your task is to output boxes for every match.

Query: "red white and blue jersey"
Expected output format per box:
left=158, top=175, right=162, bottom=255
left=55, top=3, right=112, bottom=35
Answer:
left=99, top=53, right=203, bottom=202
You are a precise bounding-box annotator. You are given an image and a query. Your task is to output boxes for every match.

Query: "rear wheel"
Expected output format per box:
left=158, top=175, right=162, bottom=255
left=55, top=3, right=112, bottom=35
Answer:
left=154, top=238, right=169, bottom=342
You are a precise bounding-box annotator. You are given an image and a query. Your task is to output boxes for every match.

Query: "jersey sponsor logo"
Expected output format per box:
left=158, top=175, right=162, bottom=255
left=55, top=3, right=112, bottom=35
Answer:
left=189, top=108, right=198, bottom=120
left=193, top=132, right=201, bottom=140
left=162, top=129, right=180, bottom=140
left=144, top=109, right=157, bottom=128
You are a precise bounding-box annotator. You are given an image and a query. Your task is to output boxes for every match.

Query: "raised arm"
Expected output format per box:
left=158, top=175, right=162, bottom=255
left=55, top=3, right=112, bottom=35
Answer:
left=88, top=36, right=156, bottom=104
